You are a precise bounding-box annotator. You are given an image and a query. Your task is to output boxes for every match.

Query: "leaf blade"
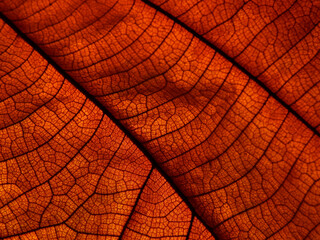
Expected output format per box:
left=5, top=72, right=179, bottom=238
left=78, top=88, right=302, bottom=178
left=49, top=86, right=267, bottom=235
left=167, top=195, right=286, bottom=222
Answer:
left=0, top=19, right=214, bottom=239
left=1, top=0, right=320, bottom=239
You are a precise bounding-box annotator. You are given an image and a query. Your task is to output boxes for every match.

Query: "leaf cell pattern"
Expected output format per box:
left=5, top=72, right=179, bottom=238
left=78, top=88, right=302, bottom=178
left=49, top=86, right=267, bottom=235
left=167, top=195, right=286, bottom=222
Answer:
left=1, top=0, right=320, bottom=239
left=148, top=0, right=320, bottom=131
left=0, top=19, right=212, bottom=239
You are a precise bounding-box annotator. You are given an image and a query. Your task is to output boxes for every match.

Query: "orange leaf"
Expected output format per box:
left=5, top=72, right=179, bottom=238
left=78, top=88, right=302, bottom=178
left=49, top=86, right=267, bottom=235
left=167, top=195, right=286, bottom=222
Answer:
left=1, top=0, right=320, bottom=239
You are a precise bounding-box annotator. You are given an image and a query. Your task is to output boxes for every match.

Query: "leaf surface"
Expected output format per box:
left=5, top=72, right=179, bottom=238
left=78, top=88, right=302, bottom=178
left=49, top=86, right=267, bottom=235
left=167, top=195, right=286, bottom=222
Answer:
left=146, top=0, right=320, bottom=131
left=0, top=19, right=214, bottom=240
left=1, top=0, right=320, bottom=239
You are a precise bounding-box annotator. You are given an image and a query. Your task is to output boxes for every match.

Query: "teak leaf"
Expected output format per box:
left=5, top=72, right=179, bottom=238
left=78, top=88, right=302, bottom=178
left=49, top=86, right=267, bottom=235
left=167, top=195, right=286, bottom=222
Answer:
left=1, top=0, right=320, bottom=239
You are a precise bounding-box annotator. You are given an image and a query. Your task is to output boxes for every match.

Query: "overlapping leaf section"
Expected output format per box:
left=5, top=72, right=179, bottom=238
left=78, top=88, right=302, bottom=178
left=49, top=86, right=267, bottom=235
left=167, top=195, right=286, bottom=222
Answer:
left=0, top=20, right=214, bottom=239
left=147, top=0, right=320, bottom=131
left=1, top=0, right=320, bottom=239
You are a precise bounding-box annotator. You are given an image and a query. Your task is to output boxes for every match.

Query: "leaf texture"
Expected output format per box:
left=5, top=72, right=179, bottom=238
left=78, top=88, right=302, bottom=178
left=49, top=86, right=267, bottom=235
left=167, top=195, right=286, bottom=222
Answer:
left=145, top=0, right=320, bottom=131
left=1, top=0, right=320, bottom=239
left=0, top=19, right=213, bottom=239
